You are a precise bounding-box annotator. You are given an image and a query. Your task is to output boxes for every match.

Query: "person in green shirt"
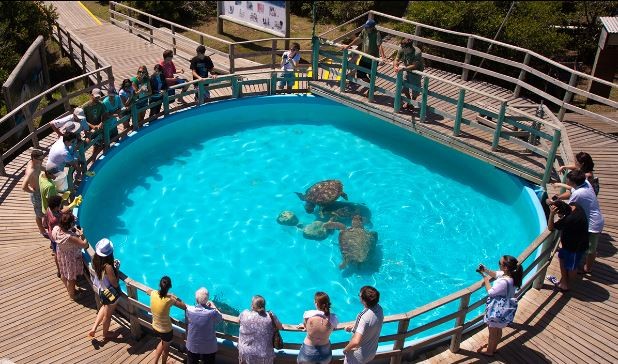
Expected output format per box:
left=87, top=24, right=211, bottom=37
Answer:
left=344, top=18, right=385, bottom=83
left=393, top=38, right=425, bottom=111
left=81, top=88, right=110, bottom=160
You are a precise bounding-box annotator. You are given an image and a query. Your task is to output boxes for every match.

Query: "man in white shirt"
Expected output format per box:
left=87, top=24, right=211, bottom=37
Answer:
left=277, top=42, right=301, bottom=93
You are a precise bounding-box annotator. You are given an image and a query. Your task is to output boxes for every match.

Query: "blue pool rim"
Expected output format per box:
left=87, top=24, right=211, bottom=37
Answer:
left=76, top=94, right=548, bottom=355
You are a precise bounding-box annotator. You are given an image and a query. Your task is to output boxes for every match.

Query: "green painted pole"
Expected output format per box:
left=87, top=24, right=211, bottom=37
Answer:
left=542, top=128, right=561, bottom=187
left=270, top=72, right=277, bottom=95
left=453, top=89, right=466, bottom=136
left=312, top=36, right=319, bottom=81
left=163, top=91, right=170, bottom=116
left=198, top=82, right=205, bottom=105
left=420, top=76, right=429, bottom=122
left=232, top=77, right=240, bottom=98
left=394, top=71, right=403, bottom=112
left=368, top=59, right=377, bottom=102
left=491, top=101, right=507, bottom=150
left=131, top=102, right=139, bottom=131
left=103, top=119, right=110, bottom=152
left=340, top=49, right=349, bottom=92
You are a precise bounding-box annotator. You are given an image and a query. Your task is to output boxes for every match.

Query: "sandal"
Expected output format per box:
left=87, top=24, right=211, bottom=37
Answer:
left=546, top=275, right=559, bottom=287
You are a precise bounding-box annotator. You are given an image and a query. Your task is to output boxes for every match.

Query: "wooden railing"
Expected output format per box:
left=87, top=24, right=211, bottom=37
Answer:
left=320, top=11, right=617, bottom=128
left=316, top=39, right=564, bottom=186
left=51, top=23, right=114, bottom=90
left=0, top=66, right=113, bottom=175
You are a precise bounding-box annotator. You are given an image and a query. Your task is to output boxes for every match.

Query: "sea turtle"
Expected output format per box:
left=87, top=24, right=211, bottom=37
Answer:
left=318, top=201, right=372, bottom=226
left=324, top=215, right=377, bottom=269
left=295, top=180, right=348, bottom=213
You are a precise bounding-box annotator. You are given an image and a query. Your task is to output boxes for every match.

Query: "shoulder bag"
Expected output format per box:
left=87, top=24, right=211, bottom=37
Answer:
left=484, top=278, right=518, bottom=326
left=268, top=311, right=284, bottom=350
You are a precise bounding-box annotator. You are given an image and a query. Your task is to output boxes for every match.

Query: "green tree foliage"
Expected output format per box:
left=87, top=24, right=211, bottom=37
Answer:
left=126, top=1, right=217, bottom=25
left=0, top=1, right=57, bottom=88
left=290, top=1, right=375, bottom=23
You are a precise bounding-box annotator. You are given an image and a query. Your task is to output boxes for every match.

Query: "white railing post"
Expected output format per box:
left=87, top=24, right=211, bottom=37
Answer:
left=513, top=53, right=531, bottom=98
left=461, top=36, right=474, bottom=81
left=558, top=73, right=578, bottom=121
left=449, top=292, right=471, bottom=352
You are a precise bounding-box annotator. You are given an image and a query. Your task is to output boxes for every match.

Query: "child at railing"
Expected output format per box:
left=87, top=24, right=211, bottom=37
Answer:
left=160, top=49, right=190, bottom=104
left=190, top=45, right=216, bottom=100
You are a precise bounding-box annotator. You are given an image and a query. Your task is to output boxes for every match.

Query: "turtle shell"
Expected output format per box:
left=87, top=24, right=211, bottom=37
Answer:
left=305, top=180, right=343, bottom=205
left=339, top=227, right=376, bottom=263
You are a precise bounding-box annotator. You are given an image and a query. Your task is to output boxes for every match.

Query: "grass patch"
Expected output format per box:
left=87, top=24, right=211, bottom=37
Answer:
left=81, top=1, right=110, bottom=22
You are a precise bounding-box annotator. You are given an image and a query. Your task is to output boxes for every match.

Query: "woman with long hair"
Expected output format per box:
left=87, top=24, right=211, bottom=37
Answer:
left=131, top=65, right=152, bottom=126
left=150, top=276, right=186, bottom=364
left=477, top=255, right=523, bottom=357
left=88, top=238, right=121, bottom=339
left=558, top=151, right=599, bottom=195
left=297, top=291, right=339, bottom=364
left=51, top=212, right=89, bottom=300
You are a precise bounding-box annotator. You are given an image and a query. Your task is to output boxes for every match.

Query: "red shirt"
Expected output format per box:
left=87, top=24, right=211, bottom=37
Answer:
left=159, top=59, right=177, bottom=87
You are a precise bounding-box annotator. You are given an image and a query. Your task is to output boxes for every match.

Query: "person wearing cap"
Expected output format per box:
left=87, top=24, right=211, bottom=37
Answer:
left=22, top=148, right=47, bottom=236
left=393, top=38, right=424, bottom=111
left=51, top=212, right=89, bottom=300
left=81, top=88, right=110, bottom=161
left=89, top=238, right=122, bottom=340
left=190, top=45, right=216, bottom=100
left=343, top=18, right=385, bottom=84
left=50, top=108, right=89, bottom=137
left=238, top=295, right=283, bottom=364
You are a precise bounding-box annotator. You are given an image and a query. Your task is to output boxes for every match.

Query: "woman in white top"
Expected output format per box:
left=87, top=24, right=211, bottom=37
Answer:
left=297, top=292, right=339, bottom=364
left=477, top=255, right=523, bottom=357
left=88, top=238, right=121, bottom=340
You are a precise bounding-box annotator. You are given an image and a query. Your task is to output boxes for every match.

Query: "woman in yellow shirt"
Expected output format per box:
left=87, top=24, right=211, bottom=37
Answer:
left=149, top=276, right=186, bottom=363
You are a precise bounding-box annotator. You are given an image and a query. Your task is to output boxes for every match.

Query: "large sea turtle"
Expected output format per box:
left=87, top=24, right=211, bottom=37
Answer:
left=324, top=215, right=377, bottom=269
left=318, top=201, right=372, bottom=226
left=295, top=180, right=348, bottom=213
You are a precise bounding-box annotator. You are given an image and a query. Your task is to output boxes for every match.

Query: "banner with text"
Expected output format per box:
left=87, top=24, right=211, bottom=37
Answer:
left=219, top=1, right=288, bottom=37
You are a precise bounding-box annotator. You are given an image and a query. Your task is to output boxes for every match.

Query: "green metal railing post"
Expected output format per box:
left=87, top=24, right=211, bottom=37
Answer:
left=541, top=128, right=562, bottom=187
left=368, top=59, right=377, bottom=102
left=339, top=49, right=349, bottom=92
left=232, top=76, right=240, bottom=98
left=163, top=91, right=170, bottom=116
left=311, top=36, right=319, bottom=81
left=491, top=102, right=507, bottom=150
left=394, top=71, right=403, bottom=112
left=131, top=103, right=139, bottom=131
left=103, top=119, right=111, bottom=152
left=270, top=72, right=278, bottom=95
left=453, top=88, right=466, bottom=136
left=420, top=76, right=429, bottom=122
left=198, top=81, right=205, bottom=105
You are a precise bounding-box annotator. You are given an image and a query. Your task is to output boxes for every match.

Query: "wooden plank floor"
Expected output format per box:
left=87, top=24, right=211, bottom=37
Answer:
left=3, top=3, right=616, bottom=364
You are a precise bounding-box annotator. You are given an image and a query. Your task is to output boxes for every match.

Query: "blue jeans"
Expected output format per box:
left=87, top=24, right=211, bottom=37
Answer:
left=297, top=343, right=331, bottom=364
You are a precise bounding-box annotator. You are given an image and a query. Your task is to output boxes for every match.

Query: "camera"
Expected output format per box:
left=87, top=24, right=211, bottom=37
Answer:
left=475, top=264, right=485, bottom=273
left=551, top=195, right=559, bottom=201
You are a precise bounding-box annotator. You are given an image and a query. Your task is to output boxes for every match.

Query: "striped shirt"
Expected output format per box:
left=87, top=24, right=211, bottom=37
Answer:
left=347, top=304, right=384, bottom=363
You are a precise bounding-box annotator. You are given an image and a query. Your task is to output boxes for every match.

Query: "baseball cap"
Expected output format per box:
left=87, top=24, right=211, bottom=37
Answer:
left=364, top=19, right=376, bottom=28
left=91, top=88, right=103, bottom=98
left=95, top=238, right=114, bottom=257
left=73, top=107, right=86, bottom=121
left=30, top=148, right=46, bottom=159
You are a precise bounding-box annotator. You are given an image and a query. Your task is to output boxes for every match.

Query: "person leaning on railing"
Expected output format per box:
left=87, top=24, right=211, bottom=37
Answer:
left=81, top=88, right=110, bottom=162
left=148, top=276, right=187, bottom=364
left=51, top=212, right=89, bottom=301
left=89, top=238, right=122, bottom=340
left=185, top=287, right=223, bottom=364
left=190, top=45, right=216, bottom=100
left=238, top=295, right=284, bottom=364
left=342, top=19, right=386, bottom=83
left=102, top=91, right=124, bottom=143
left=342, top=286, right=383, bottom=364
left=150, top=64, right=168, bottom=117
left=393, top=38, right=424, bottom=111
left=297, top=291, right=339, bottom=364
left=131, top=65, right=152, bottom=127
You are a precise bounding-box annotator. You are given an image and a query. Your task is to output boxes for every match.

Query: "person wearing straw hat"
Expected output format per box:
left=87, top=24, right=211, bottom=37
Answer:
left=22, top=148, right=47, bottom=236
left=50, top=107, right=89, bottom=137
left=89, top=238, right=122, bottom=340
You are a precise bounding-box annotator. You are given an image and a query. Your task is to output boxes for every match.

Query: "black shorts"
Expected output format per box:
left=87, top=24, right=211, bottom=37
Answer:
left=187, top=351, right=215, bottom=364
left=155, top=329, right=174, bottom=342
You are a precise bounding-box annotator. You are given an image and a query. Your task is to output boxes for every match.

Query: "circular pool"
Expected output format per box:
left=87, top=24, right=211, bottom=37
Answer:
left=78, top=95, right=544, bottom=342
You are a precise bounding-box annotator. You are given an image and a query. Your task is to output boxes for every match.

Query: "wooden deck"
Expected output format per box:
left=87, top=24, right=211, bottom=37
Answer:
left=1, top=3, right=617, bottom=364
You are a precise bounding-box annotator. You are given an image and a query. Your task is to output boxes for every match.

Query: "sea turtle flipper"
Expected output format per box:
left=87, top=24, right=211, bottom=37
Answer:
left=341, top=192, right=348, bottom=201
left=295, top=192, right=306, bottom=201
left=339, top=257, right=349, bottom=269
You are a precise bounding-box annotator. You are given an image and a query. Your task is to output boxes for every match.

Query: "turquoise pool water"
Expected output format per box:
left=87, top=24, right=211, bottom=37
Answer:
left=78, top=95, right=544, bottom=343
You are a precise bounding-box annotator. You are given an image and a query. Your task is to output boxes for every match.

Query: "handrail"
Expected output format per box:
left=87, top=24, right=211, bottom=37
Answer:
left=109, top=1, right=232, bottom=45
left=369, top=10, right=618, bottom=90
